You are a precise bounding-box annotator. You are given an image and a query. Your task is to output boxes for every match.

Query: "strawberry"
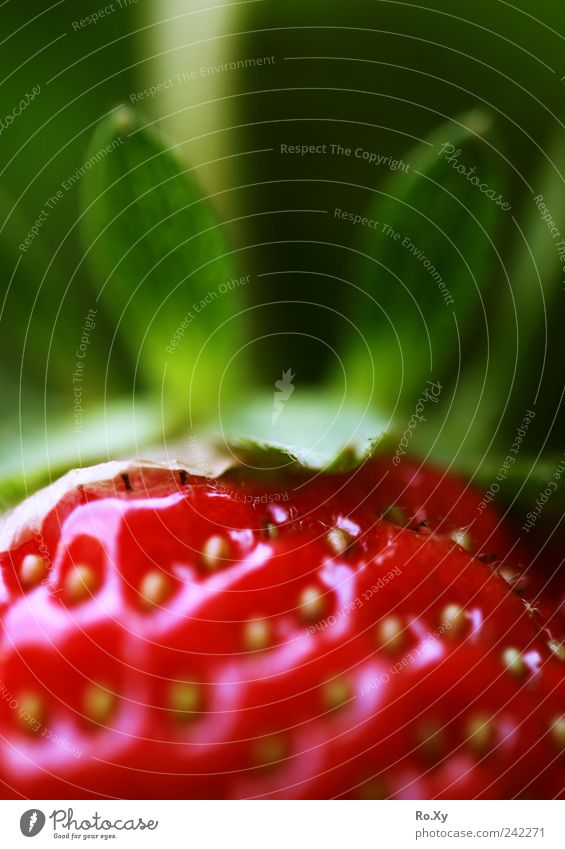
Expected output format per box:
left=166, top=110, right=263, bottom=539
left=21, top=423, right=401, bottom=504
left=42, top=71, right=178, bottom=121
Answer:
left=0, top=456, right=563, bottom=800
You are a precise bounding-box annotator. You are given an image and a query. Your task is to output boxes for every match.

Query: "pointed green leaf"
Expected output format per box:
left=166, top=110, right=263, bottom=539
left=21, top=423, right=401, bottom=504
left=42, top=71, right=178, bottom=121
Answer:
left=439, top=125, right=565, bottom=456
left=80, top=107, right=249, bottom=422
left=344, top=110, right=507, bottom=413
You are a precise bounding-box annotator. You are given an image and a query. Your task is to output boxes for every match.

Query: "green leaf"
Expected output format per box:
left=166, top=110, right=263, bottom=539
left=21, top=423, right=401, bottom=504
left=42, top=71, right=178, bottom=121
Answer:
left=438, top=125, right=565, bottom=456
left=0, top=400, right=166, bottom=510
left=0, top=394, right=393, bottom=510
left=343, top=109, right=507, bottom=413
left=80, top=107, right=249, bottom=422
left=221, top=389, right=394, bottom=472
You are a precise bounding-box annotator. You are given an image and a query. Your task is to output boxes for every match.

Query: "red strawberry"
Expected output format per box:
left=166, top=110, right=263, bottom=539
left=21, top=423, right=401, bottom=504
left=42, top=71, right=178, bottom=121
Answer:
left=0, top=456, right=563, bottom=800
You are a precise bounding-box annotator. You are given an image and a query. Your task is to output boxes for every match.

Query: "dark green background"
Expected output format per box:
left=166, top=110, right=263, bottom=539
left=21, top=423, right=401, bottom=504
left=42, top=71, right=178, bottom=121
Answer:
left=0, top=0, right=563, bottom=486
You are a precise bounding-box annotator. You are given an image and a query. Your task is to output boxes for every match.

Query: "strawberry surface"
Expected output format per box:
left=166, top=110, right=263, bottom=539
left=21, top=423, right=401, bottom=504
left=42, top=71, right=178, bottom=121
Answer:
left=0, top=456, right=563, bottom=799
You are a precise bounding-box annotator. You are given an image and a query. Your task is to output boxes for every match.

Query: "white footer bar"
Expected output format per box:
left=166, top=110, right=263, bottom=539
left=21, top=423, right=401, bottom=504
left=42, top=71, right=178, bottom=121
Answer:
left=1, top=799, right=563, bottom=848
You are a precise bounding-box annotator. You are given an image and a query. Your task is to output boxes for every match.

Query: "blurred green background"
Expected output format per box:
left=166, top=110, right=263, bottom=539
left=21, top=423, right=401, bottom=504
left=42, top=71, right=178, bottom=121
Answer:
left=0, top=0, right=564, bottom=505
